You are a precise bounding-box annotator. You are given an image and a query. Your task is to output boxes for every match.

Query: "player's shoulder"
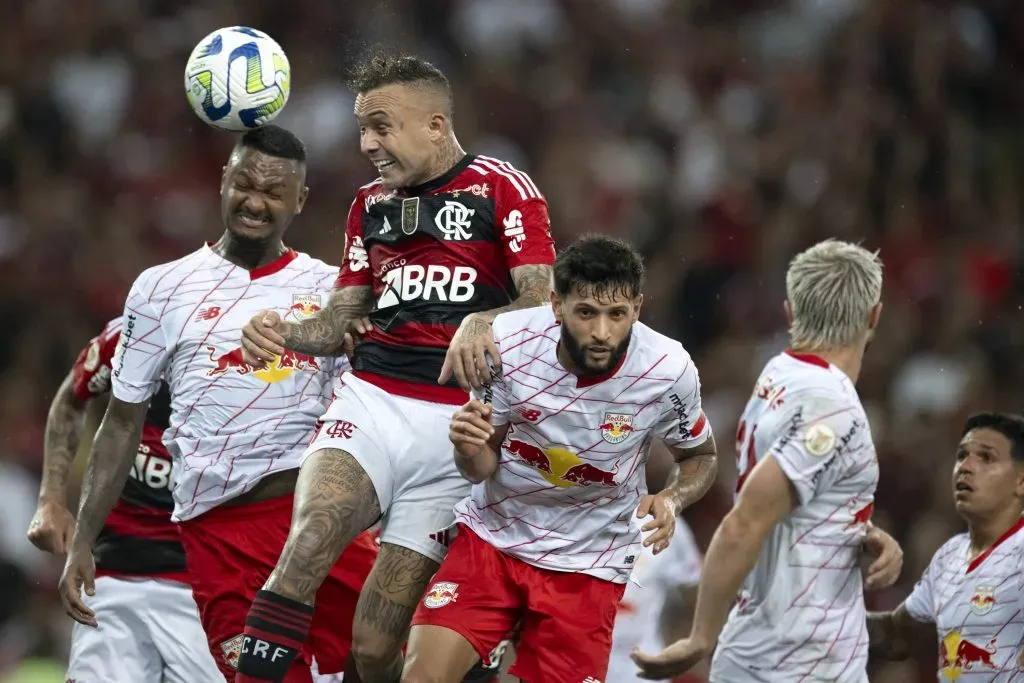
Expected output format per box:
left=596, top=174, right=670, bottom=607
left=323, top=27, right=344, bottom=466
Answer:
left=130, top=245, right=214, bottom=299
left=289, top=251, right=339, bottom=280
left=631, top=322, right=692, bottom=369
left=927, top=532, right=970, bottom=570
left=492, top=305, right=556, bottom=348
left=465, top=154, right=545, bottom=202
left=762, top=351, right=859, bottom=407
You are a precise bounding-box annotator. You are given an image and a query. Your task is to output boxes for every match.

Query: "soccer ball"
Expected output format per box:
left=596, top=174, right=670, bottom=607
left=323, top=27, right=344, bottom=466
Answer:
left=184, top=26, right=291, bottom=132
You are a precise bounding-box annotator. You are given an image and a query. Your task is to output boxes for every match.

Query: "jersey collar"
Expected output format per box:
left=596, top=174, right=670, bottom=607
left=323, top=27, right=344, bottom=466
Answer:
left=204, top=242, right=298, bottom=280
left=403, top=155, right=476, bottom=196
left=784, top=349, right=830, bottom=369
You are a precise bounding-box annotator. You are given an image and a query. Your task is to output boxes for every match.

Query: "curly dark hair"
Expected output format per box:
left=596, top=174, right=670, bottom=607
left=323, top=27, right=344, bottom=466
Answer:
left=554, top=234, right=646, bottom=301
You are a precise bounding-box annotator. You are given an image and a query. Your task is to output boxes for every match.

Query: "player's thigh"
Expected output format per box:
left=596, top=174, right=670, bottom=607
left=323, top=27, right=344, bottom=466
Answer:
left=410, top=526, right=522, bottom=671
left=307, top=530, right=380, bottom=674
left=66, top=576, right=163, bottom=683
left=378, top=394, right=469, bottom=564
left=141, top=578, right=223, bottom=683
left=179, top=495, right=301, bottom=674
left=302, top=373, right=403, bottom=515
left=511, top=570, right=625, bottom=683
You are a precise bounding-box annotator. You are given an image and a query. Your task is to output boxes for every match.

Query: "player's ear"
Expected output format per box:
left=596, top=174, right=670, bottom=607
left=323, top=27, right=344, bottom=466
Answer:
left=867, top=302, right=883, bottom=330
left=428, top=113, right=446, bottom=141
left=783, top=300, right=794, bottom=328
left=296, top=186, right=309, bottom=214
left=633, top=294, right=644, bottom=323
left=550, top=290, right=563, bottom=322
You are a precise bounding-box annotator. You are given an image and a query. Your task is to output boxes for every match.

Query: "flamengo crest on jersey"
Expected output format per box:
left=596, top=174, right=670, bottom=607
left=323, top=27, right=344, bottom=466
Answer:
left=455, top=305, right=710, bottom=584
left=904, top=518, right=1024, bottom=681
left=712, top=351, right=878, bottom=683
left=111, top=245, right=349, bottom=521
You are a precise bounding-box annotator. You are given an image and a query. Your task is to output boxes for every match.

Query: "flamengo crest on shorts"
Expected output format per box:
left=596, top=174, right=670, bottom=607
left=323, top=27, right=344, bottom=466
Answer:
left=220, top=633, right=245, bottom=669
left=423, top=581, right=459, bottom=608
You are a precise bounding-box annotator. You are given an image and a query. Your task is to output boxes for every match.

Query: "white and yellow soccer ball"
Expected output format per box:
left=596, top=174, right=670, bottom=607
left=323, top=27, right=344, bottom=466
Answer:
left=184, top=26, right=291, bottom=132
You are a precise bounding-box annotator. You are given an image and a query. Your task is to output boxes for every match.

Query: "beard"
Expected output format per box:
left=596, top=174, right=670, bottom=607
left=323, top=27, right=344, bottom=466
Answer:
left=560, top=325, right=631, bottom=377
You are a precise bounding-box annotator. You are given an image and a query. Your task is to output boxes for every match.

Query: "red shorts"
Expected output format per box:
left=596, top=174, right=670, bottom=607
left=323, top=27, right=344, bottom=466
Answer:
left=411, top=524, right=625, bottom=683
left=179, top=494, right=379, bottom=680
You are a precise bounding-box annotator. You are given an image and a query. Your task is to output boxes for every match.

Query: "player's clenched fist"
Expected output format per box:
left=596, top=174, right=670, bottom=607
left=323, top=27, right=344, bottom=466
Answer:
left=241, top=310, right=290, bottom=368
left=27, top=500, right=76, bottom=554
left=439, top=314, right=502, bottom=392
left=449, top=400, right=495, bottom=457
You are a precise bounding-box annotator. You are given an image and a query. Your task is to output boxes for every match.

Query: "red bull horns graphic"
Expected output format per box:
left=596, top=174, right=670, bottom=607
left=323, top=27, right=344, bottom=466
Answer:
left=506, top=439, right=618, bottom=488
left=206, top=346, right=320, bottom=383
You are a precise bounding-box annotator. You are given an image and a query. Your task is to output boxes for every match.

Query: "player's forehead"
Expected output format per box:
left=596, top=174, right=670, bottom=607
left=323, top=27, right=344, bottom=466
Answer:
left=959, top=428, right=1012, bottom=457
left=566, top=284, right=636, bottom=309
left=354, top=84, right=416, bottom=120
left=230, top=149, right=301, bottom=182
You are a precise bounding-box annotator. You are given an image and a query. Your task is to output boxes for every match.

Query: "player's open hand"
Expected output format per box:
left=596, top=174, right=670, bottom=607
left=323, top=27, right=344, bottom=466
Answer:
left=439, top=314, right=500, bottom=391
left=60, top=542, right=97, bottom=627
left=27, top=500, right=76, bottom=554
left=862, top=525, right=903, bottom=590
left=449, top=400, right=495, bottom=457
left=636, top=491, right=679, bottom=555
left=241, top=310, right=290, bottom=368
left=631, top=636, right=713, bottom=680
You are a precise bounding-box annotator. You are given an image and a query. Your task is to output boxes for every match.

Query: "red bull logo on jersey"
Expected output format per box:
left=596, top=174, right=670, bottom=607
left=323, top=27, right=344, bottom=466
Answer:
left=970, top=586, right=996, bottom=616
left=940, top=631, right=997, bottom=680
left=423, top=581, right=459, bottom=609
left=506, top=439, right=618, bottom=488
left=206, top=346, right=320, bottom=384
left=598, top=412, right=635, bottom=444
left=289, top=294, right=322, bottom=321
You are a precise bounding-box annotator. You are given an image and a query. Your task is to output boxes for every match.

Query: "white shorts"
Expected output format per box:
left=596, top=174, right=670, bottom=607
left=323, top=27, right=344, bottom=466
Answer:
left=67, top=575, right=221, bottom=683
left=302, top=372, right=470, bottom=564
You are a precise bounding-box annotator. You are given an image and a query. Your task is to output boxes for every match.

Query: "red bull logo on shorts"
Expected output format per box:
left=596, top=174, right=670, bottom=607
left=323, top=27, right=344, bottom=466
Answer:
left=289, top=293, right=322, bottom=321
left=206, top=346, right=320, bottom=384
left=969, top=586, right=996, bottom=616
left=423, top=581, right=459, bottom=609
left=598, top=412, right=635, bottom=444
left=940, top=630, right=997, bottom=680
left=506, top=439, right=618, bottom=488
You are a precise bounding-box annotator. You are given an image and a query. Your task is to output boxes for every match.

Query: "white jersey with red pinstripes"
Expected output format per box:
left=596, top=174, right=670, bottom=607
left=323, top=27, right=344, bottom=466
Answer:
left=904, top=518, right=1024, bottom=682
left=455, top=305, right=711, bottom=584
left=711, top=351, right=878, bottom=683
left=111, top=244, right=349, bottom=521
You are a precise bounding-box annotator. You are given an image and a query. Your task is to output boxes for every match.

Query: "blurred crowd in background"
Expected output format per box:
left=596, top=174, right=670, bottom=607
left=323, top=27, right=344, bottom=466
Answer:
left=2, top=0, right=1023, bottom=680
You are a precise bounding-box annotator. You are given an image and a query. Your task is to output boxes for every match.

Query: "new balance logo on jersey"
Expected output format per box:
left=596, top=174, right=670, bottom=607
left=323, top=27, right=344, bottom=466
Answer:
left=194, top=306, right=221, bottom=322
left=128, top=447, right=174, bottom=490
left=435, top=200, right=474, bottom=240
left=376, top=265, right=477, bottom=309
left=503, top=210, right=526, bottom=253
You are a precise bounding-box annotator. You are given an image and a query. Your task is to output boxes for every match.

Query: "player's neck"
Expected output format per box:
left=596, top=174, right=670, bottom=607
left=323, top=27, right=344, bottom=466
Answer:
left=211, top=233, right=288, bottom=271
left=794, top=346, right=864, bottom=383
left=419, top=136, right=465, bottom=185
left=967, top=507, right=1024, bottom=557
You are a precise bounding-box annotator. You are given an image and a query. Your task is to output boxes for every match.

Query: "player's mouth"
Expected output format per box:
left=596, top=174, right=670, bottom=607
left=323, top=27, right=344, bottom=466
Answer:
left=373, top=158, right=397, bottom=172
left=955, top=480, right=973, bottom=495
left=236, top=210, right=271, bottom=228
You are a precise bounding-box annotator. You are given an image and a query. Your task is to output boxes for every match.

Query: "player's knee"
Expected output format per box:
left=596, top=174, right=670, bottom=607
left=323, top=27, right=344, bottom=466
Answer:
left=350, top=631, right=403, bottom=674
left=399, top=665, right=448, bottom=683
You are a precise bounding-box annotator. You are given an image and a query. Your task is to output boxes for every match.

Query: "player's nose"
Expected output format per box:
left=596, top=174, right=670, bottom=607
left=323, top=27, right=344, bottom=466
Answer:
left=591, top=316, right=613, bottom=342
left=360, top=131, right=382, bottom=155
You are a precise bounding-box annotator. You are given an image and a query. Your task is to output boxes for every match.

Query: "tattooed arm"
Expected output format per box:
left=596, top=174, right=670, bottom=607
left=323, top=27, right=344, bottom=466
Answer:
left=27, top=370, right=89, bottom=553
left=662, top=434, right=719, bottom=512
left=440, top=264, right=554, bottom=391
left=241, top=285, right=374, bottom=364
left=867, top=604, right=929, bottom=660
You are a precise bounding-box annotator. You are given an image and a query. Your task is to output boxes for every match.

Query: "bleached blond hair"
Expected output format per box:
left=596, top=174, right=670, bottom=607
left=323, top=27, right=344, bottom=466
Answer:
left=785, top=239, right=883, bottom=351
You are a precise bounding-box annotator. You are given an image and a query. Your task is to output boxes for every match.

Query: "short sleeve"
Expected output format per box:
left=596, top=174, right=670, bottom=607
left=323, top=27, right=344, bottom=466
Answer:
left=111, top=279, right=171, bottom=404
left=769, top=393, right=865, bottom=505
left=652, top=358, right=710, bottom=449
left=492, top=164, right=555, bottom=269
left=904, top=551, right=939, bottom=623
left=71, top=320, right=120, bottom=401
left=335, top=195, right=372, bottom=288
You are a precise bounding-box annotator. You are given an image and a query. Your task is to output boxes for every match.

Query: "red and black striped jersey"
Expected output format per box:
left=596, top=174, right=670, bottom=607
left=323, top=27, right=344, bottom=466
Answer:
left=338, top=155, right=556, bottom=404
left=71, top=319, right=186, bottom=579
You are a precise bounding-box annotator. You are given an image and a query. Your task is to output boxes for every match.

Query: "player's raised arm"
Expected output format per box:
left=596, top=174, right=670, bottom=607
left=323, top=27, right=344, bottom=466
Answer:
left=440, top=175, right=555, bottom=391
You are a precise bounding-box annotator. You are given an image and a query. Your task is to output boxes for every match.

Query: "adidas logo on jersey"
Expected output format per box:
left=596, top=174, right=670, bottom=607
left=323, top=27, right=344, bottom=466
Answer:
left=428, top=529, right=452, bottom=547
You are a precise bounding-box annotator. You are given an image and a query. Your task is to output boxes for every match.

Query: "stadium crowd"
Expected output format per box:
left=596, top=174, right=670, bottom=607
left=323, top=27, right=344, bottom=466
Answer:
left=1, top=0, right=1023, bottom=680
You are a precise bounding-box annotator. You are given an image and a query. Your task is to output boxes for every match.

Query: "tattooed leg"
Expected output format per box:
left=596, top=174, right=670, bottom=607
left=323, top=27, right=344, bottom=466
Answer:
left=266, top=448, right=382, bottom=602
left=351, top=543, right=440, bottom=683
left=236, top=448, right=381, bottom=682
